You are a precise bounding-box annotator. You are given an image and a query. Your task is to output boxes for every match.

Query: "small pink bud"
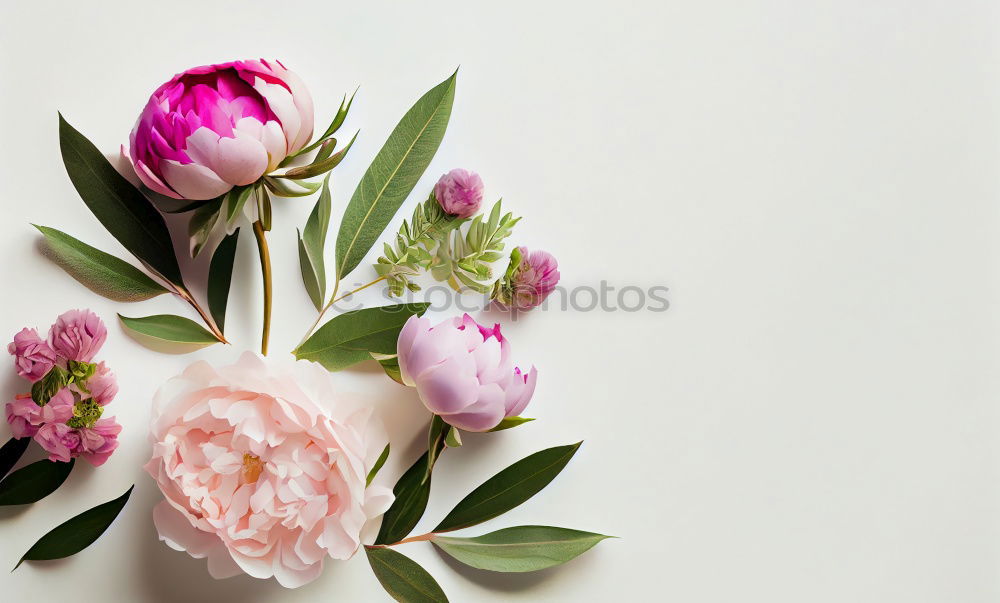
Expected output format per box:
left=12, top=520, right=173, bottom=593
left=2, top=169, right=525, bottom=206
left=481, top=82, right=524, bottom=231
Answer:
left=433, top=169, right=484, bottom=218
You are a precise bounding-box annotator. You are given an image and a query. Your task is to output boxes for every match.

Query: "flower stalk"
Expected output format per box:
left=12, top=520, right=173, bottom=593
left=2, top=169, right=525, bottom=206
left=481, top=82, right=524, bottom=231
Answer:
left=252, top=220, right=273, bottom=355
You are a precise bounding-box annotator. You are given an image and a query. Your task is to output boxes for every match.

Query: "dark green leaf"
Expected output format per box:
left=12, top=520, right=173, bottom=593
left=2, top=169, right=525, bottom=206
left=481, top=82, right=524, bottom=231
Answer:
left=434, top=442, right=582, bottom=533
left=31, top=366, right=68, bottom=405
left=15, top=485, right=133, bottom=569
left=375, top=450, right=435, bottom=545
left=365, top=546, right=449, bottom=603
left=294, top=303, right=429, bottom=371
left=432, top=526, right=613, bottom=573
left=58, top=114, right=183, bottom=286
left=118, top=314, right=219, bottom=353
left=424, top=416, right=448, bottom=483
left=0, top=438, right=30, bottom=481
left=488, top=417, right=536, bottom=432
left=34, top=225, right=169, bottom=302
left=367, top=443, right=391, bottom=487
left=335, top=71, right=457, bottom=279
left=0, top=459, right=74, bottom=506
left=207, top=228, right=239, bottom=334
left=298, top=175, right=332, bottom=310
left=188, top=196, right=223, bottom=257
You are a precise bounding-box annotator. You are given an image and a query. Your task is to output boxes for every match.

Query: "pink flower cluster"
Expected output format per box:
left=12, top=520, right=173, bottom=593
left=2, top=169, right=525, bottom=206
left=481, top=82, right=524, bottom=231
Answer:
left=5, top=310, right=121, bottom=466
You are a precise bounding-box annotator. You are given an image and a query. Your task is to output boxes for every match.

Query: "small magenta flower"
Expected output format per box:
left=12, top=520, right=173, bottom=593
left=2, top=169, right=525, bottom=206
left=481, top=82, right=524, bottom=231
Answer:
left=47, top=309, right=107, bottom=363
left=433, top=169, right=484, bottom=218
left=493, top=247, right=561, bottom=311
left=35, top=422, right=82, bottom=463
left=74, top=418, right=122, bottom=467
left=5, top=389, right=74, bottom=438
left=8, top=328, right=56, bottom=382
left=397, top=313, right=537, bottom=431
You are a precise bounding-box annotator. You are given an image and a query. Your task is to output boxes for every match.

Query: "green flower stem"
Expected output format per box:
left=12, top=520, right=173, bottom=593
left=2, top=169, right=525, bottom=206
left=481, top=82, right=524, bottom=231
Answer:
left=252, top=220, right=272, bottom=355
left=294, top=276, right=387, bottom=350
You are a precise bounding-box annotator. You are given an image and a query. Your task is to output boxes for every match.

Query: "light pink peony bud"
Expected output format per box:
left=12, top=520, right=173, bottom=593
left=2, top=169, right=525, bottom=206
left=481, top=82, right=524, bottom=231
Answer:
left=433, top=169, right=484, bottom=218
left=8, top=328, right=56, bottom=382
left=397, top=313, right=537, bottom=431
left=47, top=309, right=106, bottom=363
left=125, top=59, right=314, bottom=200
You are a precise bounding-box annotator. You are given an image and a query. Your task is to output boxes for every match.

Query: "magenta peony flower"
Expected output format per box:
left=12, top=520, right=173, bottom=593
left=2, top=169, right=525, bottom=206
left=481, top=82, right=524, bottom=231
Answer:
left=35, top=422, right=82, bottom=463
left=495, top=246, right=561, bottom=311
left=146, top=352, right=393, bottom=587
left=126, top=59, right=315, bottom=200
left=47, top=309, right=107, bottom=363
left=433, top=168, right=484, bottom=218
left=8, top=327, right=57, bottom=382
left=397, top=313, right=537, bottom=431
left=5, top=389, right=74, bottom=438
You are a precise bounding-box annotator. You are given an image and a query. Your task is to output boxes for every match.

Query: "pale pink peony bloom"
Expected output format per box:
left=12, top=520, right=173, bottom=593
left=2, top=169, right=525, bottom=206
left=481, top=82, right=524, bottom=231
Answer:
left=47, top=309, right=107, bottom=363
left=74, top=418, right=122, bottom=467
left=433, top=168, right=484, bottom=218
left=8, top=327, right=57, bottom=382
left=5, top=389, right=74, bottom=439
left=397, top=314, right=537, bottom=431
left=126, top=59, right=314, bottom=200
left=501, top=247, right=561, bottom=311
left=71, top=361, right=118, bottom=406
left=146, top=352, right=393, bottom=588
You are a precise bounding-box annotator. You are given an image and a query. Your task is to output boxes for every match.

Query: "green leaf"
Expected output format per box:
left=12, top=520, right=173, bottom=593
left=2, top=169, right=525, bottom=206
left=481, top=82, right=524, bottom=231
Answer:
left=488, top=417, right=536, bottom=432
left=0, top=438, right=30, bottom=481
left=424, top=416, right=448, bottom=483
left=378, top=356, right=404, bottom=384
left=225, top=186, right=254, bottom=224
left=444, top=427, right=462, bottom=448
left=58, top=114, right=184, bottom=286
left=294, top=303, right=429, bottom=371
left=15, top=485, right=133, bottom=569
left=434, top=442, right=582, bottom=533
left=31, top=366, right=69, bottom=405
left=375, top=450, right=436, bottom=545
left=0, top=459, right=74, bottom=506
left=118, top=314, right=219, bottom=353
left=188, top=197, right=223, bottom=257
left=335, top=71, right=457, bottom=279
left=367, top=443, right=391, bottom=487
left=365, top=546, right=449, bottom=603
left=283, top=131, right=358, bottom=180
left=34, top=225, right=169, bottom=302
left=298, top=175, right=332, bottom=310
left=431, top=526, right=613, bottom=573
left=207, top=228, right=240, bottom=333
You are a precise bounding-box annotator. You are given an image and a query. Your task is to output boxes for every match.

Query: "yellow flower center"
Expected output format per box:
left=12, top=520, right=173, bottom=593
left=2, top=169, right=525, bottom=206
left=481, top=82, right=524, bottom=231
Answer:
left=242, top=453, right=264, bottom=484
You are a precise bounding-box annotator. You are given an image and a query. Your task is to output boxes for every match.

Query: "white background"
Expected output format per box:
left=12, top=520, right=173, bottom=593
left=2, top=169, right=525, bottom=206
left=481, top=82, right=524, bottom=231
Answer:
left=1, top=1, right=998, bottom=601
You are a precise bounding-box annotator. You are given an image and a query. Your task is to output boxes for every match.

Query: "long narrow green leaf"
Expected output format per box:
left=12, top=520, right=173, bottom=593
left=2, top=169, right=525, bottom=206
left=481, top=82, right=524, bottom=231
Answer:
left=34, top=225, right=169, bottom=302
left=0, top=438, right=30, bottom=481
left=207, top=228, right=240, bottom=333
left=335, top=71, right=457, bottom=279
left=15, top=485, right=134, bottom=569
left=432, top=526, right=613, bottom=573
left=118, top=314, right=219, bottom=353
left=367, top=443, right=391, bottom=487
left=58, top=114, right=183, bottom=286
left=433, top=443, right=582, bottom=533
left=365, top=546, right=449, bottom=603
left=375, top=451, right=434, bottom=545
left=294, top=303, right=429, bottom=371
left=0, top=459, right=74, bottom=506
left=298, top=175, right=332, bottom=310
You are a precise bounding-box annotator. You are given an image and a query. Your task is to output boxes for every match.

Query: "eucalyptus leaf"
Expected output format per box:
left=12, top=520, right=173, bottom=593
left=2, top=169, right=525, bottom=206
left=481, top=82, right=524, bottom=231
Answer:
left=367, top=443, right=391, bottom=487
left=0, top=459, right=74, bottom=506
left=0, top=438, right=30, bottom=481
left=208, top=228, right=240, bottom=333
left=34, top=225, right=169, bottom=302
left=298, top=175, right=332, bottom=310
left=294, top=303, right=429, bottom=371
left=375, top=449, right=436, bottom=545
left=58, top=114, right=184, bottom=286
left=432, top=526, right=612, bottom=573
left=365, top=545, right=449, bottom=603
left=488, top=417, right=536, bottom=432
left=434, top=442, right=582, bottom=533
left=335, top=71, right=456, bottom=279
left=118, top=314, right=219, bottom=353
left=15, top=485, right=134, bottom=569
